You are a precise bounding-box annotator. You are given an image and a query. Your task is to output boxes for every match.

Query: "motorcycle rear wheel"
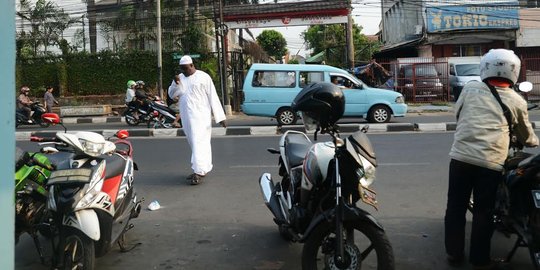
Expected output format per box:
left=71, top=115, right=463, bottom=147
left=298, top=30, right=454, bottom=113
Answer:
left=302, top=220, right=395, bottom=270
left=57, top=227, right=95, bottom=270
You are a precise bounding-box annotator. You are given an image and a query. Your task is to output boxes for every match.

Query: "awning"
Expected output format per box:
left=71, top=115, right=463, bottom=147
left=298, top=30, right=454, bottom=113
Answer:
left=379, top=37, right=424, bottom=53
left=305, top=51, right=325, bottom=64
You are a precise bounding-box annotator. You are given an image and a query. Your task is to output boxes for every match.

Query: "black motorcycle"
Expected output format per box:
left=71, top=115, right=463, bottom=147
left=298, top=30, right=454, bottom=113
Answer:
left=259, top=82, right=395, bottom=270
left=469, top=141, right=540, bottom=269
left=16, top=102, right=49, bottom=128
left=146, top=99, right=178, bottom=129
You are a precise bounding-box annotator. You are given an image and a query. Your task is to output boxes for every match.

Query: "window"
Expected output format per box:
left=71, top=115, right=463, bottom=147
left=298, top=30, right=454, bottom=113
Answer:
left=331, top=75, right=355, bottom=89
left=299, top=71, right=324, bottom=87
left=452, top=45, right=482, bottom=57
left=252, top=71, right=296, bottom=87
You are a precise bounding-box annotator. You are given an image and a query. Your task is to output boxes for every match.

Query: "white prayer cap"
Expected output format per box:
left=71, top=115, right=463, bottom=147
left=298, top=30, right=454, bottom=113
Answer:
left=179, top=55, right=193, bottom=65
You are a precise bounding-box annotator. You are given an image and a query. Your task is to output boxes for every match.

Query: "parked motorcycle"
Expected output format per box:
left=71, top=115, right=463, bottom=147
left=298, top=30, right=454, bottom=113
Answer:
left=259, top=82, right=394, bottom=270
left=146, top=98, right=178, bottom=129
left=16, top=101, right=49, bottom=128
left=15, top=147, right=54, bottom=263
left=33, top=113, right=142, bottom=270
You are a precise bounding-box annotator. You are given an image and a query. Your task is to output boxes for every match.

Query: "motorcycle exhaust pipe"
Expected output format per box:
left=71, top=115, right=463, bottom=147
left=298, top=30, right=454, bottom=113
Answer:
left=259, top=173, right=286, bottom=223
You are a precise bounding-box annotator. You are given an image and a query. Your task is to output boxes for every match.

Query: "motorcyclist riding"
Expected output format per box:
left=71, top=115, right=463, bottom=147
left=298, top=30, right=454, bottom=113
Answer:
left=17, top=86, right=34, bottom=123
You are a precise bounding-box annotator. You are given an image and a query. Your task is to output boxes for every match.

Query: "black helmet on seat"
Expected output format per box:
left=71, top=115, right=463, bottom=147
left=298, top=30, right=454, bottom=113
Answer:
left=292, top=82, right=345, bottom=131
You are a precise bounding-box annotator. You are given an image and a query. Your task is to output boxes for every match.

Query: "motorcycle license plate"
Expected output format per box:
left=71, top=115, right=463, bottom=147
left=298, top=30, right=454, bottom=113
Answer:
left=532, top=190, right=540, bottom=208
left=359, top=184, right=378, bottom=210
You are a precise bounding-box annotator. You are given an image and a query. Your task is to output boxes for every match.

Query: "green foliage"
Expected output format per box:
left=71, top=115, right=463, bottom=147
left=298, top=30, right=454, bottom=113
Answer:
left=16, top=51, right=219, bottom=98
left=302, top=24, right=380, bottom=67
left=288, top=59, right=299, bottom=64
left=256, top=30, right=287, bottom=60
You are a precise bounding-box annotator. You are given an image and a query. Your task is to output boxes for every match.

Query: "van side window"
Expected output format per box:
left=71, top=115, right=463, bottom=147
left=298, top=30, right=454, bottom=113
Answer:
left=299, top=71, right=324, bottom=88
left=252, top=71, right=296, bottom=88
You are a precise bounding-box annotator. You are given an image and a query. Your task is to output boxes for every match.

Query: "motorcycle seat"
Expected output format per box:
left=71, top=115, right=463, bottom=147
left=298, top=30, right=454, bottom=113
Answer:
left=103, top=154, right=127, bottom=179
left=285, top=133, right=312, bottom=168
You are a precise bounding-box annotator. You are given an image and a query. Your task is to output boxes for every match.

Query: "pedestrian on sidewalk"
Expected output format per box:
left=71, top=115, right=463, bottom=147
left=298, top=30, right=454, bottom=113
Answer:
left=177, top=55, right=226, bottom=185
left=444, top=49, right=539, bottom=270
left=43, top=86, right=59, bottom=113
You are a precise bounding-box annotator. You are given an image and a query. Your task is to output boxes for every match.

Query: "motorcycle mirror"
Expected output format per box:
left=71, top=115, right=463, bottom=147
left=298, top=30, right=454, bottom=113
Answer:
left=116, top=130, right=129, bottom=139
left=41, top=113, right=61, bottom=124
left=519, top=81, right=533, bottom=92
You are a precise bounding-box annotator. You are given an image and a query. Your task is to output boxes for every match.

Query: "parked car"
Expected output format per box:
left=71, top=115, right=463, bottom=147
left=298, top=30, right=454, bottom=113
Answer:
left=449, top=62, right=481, bottom=101
left=241, top=63, right=407, bottom=124
left=397, top=64, right=444, bottom=101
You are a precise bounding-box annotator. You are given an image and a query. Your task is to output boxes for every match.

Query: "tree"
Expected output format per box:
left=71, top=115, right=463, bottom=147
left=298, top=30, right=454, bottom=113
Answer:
left=256, top=30, right=287, bottom=61
left=17, top=0, right=74, bottom=55
left=302, top=24, right=380, bottom=67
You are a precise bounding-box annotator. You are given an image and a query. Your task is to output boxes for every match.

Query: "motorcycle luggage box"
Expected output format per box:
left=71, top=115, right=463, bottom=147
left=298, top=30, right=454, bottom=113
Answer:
left=285, top=133, right=312, bottom=168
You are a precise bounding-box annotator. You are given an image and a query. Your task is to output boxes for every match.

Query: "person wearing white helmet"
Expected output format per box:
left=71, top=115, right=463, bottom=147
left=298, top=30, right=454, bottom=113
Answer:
left=445, top=49, right=539, bottom=269
left=176, top=55, right=226, bottom=185
left=17, top=86, right=34, bottom=122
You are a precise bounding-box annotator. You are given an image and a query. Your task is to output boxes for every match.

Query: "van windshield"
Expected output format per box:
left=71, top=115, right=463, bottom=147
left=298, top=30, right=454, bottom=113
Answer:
left=455, top=64, right=480, bottom=76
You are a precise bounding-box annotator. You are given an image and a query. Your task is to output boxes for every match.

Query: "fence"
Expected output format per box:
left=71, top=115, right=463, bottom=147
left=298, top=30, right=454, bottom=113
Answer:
left=523, top=58, right=540, bottom=102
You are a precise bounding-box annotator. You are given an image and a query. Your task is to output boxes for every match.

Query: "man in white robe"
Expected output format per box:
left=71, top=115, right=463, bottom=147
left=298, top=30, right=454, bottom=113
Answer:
left=177, top=55, right=226, bottom=185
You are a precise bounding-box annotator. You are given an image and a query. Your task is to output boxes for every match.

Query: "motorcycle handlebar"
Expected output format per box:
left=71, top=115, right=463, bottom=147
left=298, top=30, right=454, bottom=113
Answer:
left=31, top=156, right=56, bottom=171
left=30, top=136, right=57, bottom=142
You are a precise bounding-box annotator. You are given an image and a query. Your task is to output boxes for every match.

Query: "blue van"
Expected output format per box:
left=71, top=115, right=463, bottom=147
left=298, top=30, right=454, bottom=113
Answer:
left=241, top=63, right=407, bottom=125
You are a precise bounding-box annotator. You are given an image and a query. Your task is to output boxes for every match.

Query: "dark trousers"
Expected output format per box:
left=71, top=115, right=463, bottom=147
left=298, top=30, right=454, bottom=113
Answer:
left=444, top=159, right=502, bottom=266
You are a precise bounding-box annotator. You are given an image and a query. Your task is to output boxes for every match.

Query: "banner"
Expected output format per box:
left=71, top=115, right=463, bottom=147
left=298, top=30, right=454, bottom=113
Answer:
left=225, top=15, right=348, bottom=29
left=426, top=2, right=519, bottom=32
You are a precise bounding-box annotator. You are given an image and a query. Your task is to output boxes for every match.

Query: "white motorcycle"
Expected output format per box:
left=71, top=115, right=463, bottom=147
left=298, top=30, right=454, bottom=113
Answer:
left=33, top=113, right=142, bottom=270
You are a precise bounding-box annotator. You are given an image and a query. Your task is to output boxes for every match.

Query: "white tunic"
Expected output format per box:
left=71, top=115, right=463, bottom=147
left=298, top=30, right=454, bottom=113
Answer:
left=179, top=70, right=226, bottom=175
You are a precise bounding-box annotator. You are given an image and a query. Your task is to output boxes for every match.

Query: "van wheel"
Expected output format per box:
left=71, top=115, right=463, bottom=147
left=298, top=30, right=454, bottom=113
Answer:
left=367, top=105, right=391, bottom=123
left=276, top=108, right=297, bottom=126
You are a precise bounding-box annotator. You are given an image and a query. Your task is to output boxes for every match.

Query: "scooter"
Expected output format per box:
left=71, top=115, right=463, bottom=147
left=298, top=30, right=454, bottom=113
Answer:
left=16, top=102, right=49, bottom=128
left=33, top=113, right=142, bottom=270
left=259, top=125, right=394, bottom=269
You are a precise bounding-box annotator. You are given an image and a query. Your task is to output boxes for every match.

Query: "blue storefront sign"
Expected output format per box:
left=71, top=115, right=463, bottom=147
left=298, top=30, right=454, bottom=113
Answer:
left=426, top=2, right=519, bottom=33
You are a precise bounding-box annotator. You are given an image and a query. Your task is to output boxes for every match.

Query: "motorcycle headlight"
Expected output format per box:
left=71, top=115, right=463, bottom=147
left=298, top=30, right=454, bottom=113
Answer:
left=79, top=139, right=105, bottom=157
left=358, top=155, right=376, bottom=187
left=395, top=95, right=404, bottom=104
left=456, top=81, right=466, bottom=86
left=75, top=161, right=105, bottom=210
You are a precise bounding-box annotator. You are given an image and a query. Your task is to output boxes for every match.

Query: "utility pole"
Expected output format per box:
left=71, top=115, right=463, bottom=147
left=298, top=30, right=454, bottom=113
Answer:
left=346, top=0, right=354, bottom=70
left=214, top=0, right=231, bottom=115
left=82, top=14, right=86, bottom=52
left=157, top=0, right=163, bottom=99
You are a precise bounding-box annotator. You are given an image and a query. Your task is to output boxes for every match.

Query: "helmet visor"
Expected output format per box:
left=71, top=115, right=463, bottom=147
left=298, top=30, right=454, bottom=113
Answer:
left=301, top=112, right=318, bottom=133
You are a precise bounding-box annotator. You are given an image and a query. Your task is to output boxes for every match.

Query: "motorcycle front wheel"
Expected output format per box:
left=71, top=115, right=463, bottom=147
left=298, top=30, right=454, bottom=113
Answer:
left=302, top=220, right=394, bottom=270
left=57, top=227, right=95, bottom=270
left=124, top=113, right=139, bottom=126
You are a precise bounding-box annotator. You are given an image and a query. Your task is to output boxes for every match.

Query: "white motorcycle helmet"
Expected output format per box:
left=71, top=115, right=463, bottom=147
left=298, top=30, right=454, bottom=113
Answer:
left=480, top=49, right=521, bottom=85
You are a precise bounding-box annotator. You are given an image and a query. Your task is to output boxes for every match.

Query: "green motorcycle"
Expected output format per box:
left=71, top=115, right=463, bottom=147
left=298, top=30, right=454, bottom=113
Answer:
left=15, top=146, right=54, bottom=263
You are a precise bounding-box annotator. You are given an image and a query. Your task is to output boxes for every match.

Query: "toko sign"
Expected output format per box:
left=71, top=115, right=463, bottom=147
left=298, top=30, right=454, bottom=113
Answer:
left=426, top=2, right=519, bottom=33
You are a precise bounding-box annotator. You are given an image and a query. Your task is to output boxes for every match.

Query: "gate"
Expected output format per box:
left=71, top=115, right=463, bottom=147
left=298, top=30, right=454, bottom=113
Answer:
left=391, top=60, right=449, bottom=103
left=522, top=58, right=540, bottom=102
left=229, top=50, right=246, bottom=112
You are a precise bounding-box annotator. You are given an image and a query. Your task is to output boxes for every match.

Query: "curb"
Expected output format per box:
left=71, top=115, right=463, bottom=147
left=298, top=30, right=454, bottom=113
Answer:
left=17, top=121, right=540, bottom=140
left=19, top=122, right=461, bottom=140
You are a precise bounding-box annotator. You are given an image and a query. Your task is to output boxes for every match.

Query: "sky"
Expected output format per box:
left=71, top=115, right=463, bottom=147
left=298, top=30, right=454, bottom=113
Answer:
left=16, top=0, right=382, bottom=57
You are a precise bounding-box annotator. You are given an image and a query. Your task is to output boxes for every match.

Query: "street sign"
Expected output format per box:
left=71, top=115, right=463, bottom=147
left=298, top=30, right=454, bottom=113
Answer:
left=172, top=53, right=201, bottom=60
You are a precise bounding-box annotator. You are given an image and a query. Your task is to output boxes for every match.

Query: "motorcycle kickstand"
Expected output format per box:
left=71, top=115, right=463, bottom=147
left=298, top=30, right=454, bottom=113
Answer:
left=117, top=224, right=142, bottom=253
left=31, top=232, right=46, bottom=265
left=506, top=235, right=525, bottom=263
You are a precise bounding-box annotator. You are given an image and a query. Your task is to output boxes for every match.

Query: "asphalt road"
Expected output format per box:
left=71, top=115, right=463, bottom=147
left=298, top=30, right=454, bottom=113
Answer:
left=15, top=133, right=540, bottom=270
